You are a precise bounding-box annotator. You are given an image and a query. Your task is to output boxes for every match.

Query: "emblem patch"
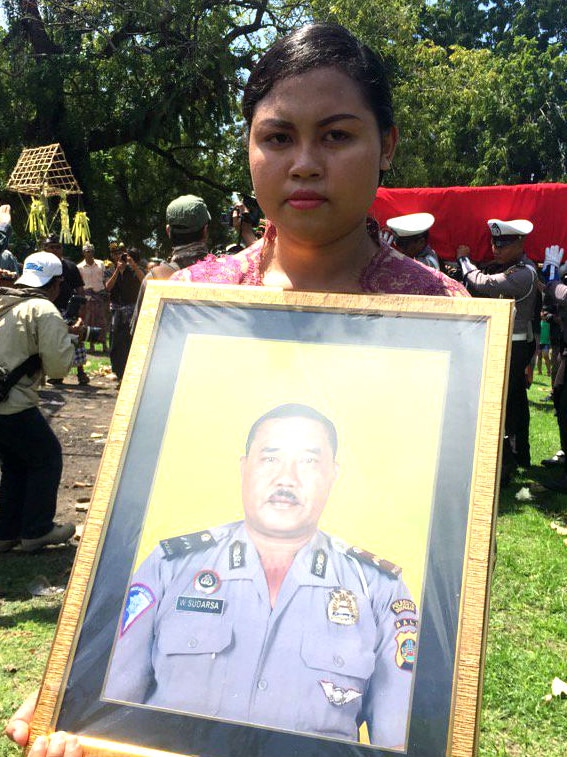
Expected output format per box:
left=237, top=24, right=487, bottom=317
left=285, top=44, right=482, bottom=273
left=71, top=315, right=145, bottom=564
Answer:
left=395, top=629, right=417, bottom=671
left=311, top=548, right=328, bottom=578
left=121, top=583, right=156, bottom=635
left=395, top=618, right=418, bottom=630
left=229, top=540, right=246, bottom=569
left=319, top=680, right=362, bottom=706
left=390, top=598, right=417, bottom=615
left=193, top=569, right=220, bottom=595
left=176, top=595, right=225, bottom=615
left=327, top=588, right=359, bottom=625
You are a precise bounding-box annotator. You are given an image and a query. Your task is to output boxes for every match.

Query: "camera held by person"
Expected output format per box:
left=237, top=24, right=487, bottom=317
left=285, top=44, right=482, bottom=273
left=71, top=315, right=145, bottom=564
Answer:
left=222, top=193, right=262, bottom=252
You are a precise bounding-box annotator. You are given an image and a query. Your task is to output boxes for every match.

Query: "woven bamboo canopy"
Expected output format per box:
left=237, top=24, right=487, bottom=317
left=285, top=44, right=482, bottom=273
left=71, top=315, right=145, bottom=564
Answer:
left=7, top=143, right=82, bottom=196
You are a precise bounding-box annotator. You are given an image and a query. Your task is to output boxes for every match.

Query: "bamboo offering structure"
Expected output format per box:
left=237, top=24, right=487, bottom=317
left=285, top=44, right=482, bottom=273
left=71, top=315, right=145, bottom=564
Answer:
left=6, top=143, right=90, bottom=244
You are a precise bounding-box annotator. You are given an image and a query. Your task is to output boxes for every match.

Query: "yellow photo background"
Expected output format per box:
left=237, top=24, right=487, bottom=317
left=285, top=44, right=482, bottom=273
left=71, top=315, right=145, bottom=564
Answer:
left=135, top=334, right=450, bottom=603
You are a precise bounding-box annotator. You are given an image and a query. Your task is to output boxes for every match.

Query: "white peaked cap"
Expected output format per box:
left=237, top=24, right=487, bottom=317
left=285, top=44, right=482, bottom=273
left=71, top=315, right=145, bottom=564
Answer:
left=386, top=212, right=435, bottom=237
left=488, top=218, right=533, bottom=236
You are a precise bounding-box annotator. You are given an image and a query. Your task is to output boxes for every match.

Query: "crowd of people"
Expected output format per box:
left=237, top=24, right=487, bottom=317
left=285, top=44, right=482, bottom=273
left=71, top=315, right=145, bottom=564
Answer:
left=1, top=19, right=566, bottom=757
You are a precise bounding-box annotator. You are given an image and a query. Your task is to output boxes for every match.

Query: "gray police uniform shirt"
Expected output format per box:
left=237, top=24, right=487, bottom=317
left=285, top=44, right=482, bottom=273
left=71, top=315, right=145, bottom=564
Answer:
left=104, top=521, right=418, bottom=749
left=463, top=253, right=538, bottom=336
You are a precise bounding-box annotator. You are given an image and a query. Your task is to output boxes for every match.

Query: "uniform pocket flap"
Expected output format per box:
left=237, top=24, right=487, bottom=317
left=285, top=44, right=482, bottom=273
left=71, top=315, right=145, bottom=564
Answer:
left=159, top=615, right=233, bottom=656
left=301, top=631, right=375, bottom=679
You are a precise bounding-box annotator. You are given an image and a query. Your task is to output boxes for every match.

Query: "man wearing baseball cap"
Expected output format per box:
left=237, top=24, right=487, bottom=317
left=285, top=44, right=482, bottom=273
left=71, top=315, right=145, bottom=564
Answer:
left=0, top=228, right=77, bottom=552
left=385, top=212, right=442, bottom=270
left=456, top=219, right=538, bottom=477
left=130, top=194, right=212, bottom=330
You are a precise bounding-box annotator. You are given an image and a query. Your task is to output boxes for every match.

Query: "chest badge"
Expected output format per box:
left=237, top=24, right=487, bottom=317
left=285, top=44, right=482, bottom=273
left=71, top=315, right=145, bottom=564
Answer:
left=193, top=569, right=221, bottom=595
left=319, top=680, right=362, bottom=706
left=327, top=588, right=359, bottom=625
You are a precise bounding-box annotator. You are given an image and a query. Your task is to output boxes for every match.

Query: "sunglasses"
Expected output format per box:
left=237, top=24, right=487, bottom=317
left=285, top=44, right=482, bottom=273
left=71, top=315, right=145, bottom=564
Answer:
left=491, top=236, right=521, bottom=248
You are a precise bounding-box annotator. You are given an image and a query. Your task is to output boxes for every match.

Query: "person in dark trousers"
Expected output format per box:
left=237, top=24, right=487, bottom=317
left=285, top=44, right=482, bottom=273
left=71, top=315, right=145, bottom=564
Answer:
left=105, top=246, right=144, bottom=386
left=0, top=229, right=77, bottom=552
left=457, top=218, right=538, bottom=478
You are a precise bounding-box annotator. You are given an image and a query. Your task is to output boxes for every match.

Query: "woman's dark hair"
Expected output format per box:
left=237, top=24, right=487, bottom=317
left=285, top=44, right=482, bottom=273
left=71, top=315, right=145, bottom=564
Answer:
left=242, top=23, right=394, bottom=134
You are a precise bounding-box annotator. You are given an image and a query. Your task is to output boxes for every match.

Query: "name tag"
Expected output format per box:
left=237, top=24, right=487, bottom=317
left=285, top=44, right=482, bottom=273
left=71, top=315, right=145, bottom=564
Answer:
left=176, top=595, right=224, bottom=614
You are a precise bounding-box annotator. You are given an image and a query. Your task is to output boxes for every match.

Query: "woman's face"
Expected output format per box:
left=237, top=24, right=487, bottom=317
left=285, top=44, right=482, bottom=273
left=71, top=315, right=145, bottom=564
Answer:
left=248, top=67, right=397, bottom=247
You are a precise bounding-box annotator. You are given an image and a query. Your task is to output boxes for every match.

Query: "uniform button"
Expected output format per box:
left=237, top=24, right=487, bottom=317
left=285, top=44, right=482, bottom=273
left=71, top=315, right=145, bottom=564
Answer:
left=257, top=679, right=268, bottom=691
left=188, top=638, right=198, bottom=648
left=333, top=655, right=344, bottom=668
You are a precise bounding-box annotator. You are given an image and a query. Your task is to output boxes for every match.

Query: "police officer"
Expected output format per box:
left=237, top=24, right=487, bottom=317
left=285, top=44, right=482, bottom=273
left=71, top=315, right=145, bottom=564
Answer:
left=104, top=403, right=417, bottom=750
left=457, top=219, right=538, bottom=472
left=539, top=244, right=567, bottom=492
left=385, top=212, right=442, bottom=270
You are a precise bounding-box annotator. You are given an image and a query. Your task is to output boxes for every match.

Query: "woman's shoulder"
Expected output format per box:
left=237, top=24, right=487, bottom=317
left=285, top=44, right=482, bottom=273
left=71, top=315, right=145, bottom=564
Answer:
left=363, top=242, right=469, bottom=298
left=170, top=241, right=263, bottom=285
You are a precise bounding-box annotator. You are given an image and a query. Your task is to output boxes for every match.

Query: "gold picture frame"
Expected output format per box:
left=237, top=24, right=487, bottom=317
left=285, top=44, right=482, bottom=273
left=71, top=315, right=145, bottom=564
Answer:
left=32, top=284, right=513, bottom=757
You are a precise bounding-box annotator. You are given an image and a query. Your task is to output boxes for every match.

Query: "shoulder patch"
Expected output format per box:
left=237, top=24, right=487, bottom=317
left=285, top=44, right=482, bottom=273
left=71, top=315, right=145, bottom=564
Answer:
left=160, top=530, right=217, bottom=560
left=347, top=546, right=402, bottom=578
left=121, top=583, right=156, bottom=635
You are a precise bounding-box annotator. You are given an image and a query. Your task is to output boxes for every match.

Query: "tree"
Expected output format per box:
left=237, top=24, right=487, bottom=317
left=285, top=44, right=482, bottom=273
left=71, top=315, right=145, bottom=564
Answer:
left=0, top=0, right=307, bottom=251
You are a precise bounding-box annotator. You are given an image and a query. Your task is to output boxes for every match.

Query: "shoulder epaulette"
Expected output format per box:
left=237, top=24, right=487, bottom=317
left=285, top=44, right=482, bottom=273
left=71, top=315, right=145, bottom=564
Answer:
left=160, top=530, right=217, bottom=560
left=347, top=545, right=402, bottom=579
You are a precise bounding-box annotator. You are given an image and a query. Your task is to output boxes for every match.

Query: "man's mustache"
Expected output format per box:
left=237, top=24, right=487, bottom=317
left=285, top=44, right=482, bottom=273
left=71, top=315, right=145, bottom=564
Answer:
left=268, top=488, right=300, bottom=506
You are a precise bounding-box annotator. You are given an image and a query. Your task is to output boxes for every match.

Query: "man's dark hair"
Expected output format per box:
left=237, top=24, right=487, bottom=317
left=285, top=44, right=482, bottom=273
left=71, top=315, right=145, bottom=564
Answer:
left=245, top=403, right=338, bottom=457
left=242, top=23, right=394, bottom=135
left=169, top=226, right=206, bottom=246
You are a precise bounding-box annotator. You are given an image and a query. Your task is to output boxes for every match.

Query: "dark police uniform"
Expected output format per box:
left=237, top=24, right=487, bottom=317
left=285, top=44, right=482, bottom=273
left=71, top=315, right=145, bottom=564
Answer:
left=462, top=254, right=538, bottom=466
left=104, top=521, right=418, bottom=749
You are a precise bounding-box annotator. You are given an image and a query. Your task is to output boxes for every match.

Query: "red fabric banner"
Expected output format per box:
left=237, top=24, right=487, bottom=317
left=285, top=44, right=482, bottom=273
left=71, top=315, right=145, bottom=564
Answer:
left=370, top=183, right=567, bottom=263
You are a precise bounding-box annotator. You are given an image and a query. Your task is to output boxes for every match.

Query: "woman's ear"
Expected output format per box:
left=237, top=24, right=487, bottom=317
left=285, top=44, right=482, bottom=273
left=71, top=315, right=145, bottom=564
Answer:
left=380, top=126, right=399, bottom=171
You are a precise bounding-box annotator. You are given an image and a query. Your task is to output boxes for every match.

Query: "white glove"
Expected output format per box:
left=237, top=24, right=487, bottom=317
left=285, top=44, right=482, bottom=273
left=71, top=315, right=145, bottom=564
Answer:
left=381, top=231, right=394, bottom=248
left=544, top=245, right=564, bottom=268
left=542, top=244, right=565, bottom=283
left=457, top=255, right=476, bottom=276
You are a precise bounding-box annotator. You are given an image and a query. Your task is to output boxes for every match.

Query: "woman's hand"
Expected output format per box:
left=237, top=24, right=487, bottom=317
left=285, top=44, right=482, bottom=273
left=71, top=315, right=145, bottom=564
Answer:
left=28, top=732, right=83, bottom=757
left=4, top=689, right=37, bottom=747
left=5, top=691, right=83, bottom=757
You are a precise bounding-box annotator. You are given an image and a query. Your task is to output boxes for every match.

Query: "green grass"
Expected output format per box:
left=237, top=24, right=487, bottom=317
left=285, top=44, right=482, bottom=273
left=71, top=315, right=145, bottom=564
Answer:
left=1, top=372, right=565, bottom=756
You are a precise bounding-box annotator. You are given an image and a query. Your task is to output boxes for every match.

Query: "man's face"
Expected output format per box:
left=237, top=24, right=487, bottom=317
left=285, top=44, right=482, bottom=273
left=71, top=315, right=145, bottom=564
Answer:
left=241, top=416, right=338, bottom=542
left=491, top=236, right=524, bottom=266
left=393, top=235, right=426, bottom=259
left=44, top=242, right=62, bottom=259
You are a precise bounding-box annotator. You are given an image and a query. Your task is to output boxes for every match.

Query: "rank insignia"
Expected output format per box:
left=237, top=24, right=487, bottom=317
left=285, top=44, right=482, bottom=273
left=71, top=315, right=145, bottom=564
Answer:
left=319, top=680, right=362, bottom=706
left=395, top=629, right=417, bottom=671
left=160, top=530, right=216, bottom=560
left=327, top=588, right=359, bottom=625
left=121, top=583, right=155, bottom=635
left=311, top=548, right=328, bottom=578
left=229, top=540, right=246, bottom=570
left=193, top=569, right=220, bottom=595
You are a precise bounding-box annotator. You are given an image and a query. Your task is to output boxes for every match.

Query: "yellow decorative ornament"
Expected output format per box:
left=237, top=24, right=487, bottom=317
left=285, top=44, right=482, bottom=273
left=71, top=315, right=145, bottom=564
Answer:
left=27, top=198, right=48, bottom=238
left=59, top=195, right=73, bottom=244
left=72, top=210, right=91, bottom=246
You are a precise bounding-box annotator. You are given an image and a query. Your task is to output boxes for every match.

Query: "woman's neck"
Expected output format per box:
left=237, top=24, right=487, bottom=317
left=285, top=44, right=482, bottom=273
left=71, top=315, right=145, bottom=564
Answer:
left=262, top=223, right=378, bottom=293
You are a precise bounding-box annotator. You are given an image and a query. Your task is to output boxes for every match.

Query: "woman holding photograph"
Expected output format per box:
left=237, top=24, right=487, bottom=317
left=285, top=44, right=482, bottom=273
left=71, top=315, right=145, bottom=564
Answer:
left=4, top=21, right=466, bottom=757
left=170, top=23, right=466, bottom=297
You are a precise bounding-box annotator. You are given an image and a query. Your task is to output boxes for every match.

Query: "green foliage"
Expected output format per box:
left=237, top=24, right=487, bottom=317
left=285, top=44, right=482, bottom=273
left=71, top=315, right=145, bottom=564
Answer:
left=0, top=0, right=308, bottom=249
left=317, top=0, right=567, bottom=187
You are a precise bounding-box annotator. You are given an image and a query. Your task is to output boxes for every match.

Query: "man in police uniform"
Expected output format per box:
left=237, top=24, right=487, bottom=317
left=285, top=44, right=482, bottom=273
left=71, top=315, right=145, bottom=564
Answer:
left=104, top=403, right=418, bottom=750
left=456, top=219, right=538, bottom=472
left=385, top=212, right=442, bottom=270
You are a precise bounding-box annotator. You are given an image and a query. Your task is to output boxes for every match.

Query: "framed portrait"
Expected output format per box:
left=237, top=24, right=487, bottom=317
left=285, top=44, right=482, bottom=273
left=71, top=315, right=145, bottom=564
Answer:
left=33, top=284, right=514, bottom=757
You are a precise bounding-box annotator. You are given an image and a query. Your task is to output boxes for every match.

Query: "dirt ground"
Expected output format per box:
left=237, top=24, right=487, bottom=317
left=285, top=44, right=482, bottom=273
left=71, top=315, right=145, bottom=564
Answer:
left=39, top=374, right=118, bottom=532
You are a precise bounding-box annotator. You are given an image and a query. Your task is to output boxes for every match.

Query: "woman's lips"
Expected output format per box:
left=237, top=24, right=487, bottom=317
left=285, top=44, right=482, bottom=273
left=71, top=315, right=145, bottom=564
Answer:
left=287, top=191, right=326, bottom=210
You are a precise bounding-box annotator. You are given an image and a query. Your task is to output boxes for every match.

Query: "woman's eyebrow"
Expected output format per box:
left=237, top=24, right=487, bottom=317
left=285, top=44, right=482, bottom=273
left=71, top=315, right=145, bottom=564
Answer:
left=317, top=113, right=360, bottom=127
left=255, top=113, right=361, bottom=129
